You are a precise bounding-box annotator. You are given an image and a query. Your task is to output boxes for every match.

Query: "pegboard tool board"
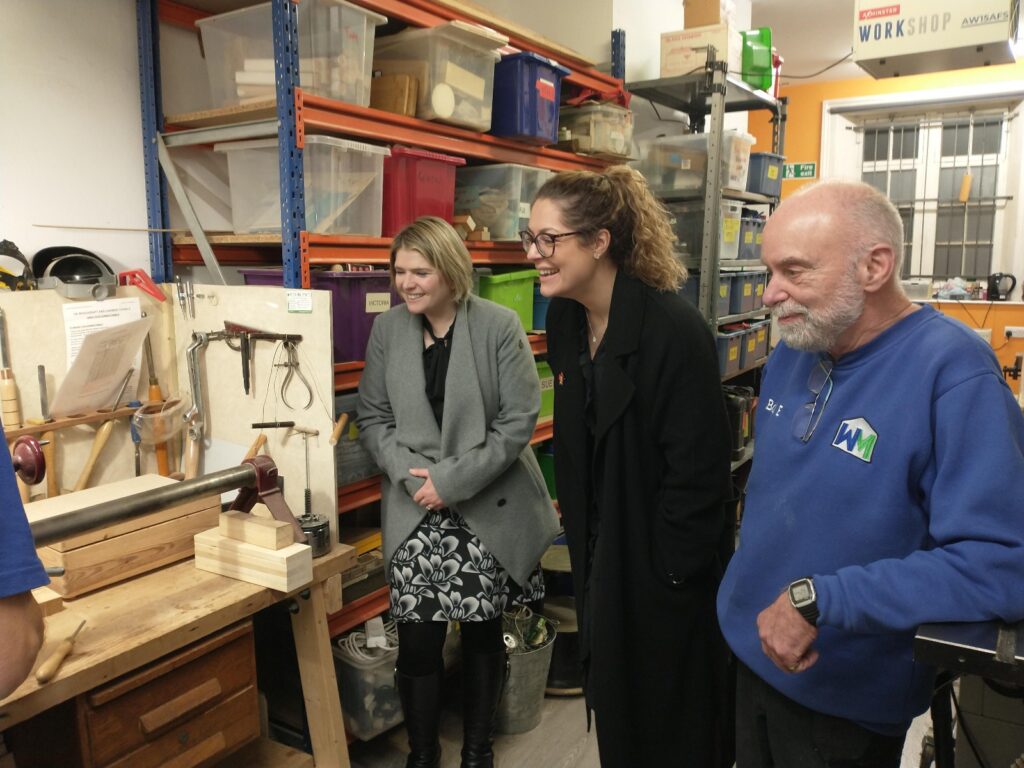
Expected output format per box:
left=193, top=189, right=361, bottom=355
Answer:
left=0, top=287, right=177, bottom=496
left=171, top=283, right=338, bottom=539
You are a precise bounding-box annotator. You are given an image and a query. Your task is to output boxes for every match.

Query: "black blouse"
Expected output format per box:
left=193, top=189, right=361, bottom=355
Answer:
left=422, top=317, right=455, bottom=428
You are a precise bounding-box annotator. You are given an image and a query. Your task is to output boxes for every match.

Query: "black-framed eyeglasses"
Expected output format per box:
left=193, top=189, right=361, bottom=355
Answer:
left=519, top=230, right=582, bottom=258
left=791, top=358, right=834, bottom=443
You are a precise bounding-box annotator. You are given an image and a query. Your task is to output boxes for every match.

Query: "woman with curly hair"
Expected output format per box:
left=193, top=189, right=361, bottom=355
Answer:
left=358, top=217, right=559, bottom=768
left=524, top=166, right=734, bottom=766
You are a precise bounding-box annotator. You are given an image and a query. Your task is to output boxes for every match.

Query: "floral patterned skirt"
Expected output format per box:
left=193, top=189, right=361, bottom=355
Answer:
left=388, top=508, right=545, bottom=623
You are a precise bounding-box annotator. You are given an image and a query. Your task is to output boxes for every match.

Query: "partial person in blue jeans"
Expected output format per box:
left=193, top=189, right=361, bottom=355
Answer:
left=717, top=180, right=1024, bottom=766
left=0, top=441, right=49, bottom=698
left=358, top=217, right=559, bottom=768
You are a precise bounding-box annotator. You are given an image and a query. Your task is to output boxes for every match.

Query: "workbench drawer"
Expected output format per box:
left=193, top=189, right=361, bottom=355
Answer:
left=81, top=622, right=257, bottom=767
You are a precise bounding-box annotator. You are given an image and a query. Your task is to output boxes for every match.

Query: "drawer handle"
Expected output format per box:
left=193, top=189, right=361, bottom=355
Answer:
left=138, top=678, right=223, bottom=735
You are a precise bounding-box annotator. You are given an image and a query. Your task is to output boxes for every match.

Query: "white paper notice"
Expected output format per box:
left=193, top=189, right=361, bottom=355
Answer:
left=50, top=308, right=153, bottom=418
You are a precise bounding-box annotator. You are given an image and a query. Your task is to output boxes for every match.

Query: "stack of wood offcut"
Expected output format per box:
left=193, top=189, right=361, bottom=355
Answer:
left=26, top=475, right=221, bottom=601
left=194, top=511, right=312, bottom=592
left=453, top=214, right=490, bottom=241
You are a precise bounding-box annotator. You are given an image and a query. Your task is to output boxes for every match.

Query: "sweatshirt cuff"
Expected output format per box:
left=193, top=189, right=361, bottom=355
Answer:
left=814, top=574, right=839, bottom=627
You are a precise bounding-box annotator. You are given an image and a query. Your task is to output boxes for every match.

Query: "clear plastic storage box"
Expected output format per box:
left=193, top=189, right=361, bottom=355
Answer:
left=638, top=130, right=755, bottom=193
left=333, top=636, right=402, bottom=741
left=197, top=0, right=387, bottom=109
left=333, top=392, right=384, bottom=485
left=559, top=102, right=634, bottom=157
left=455, top=164, right=553, bottom=240
left=214, top=135, right=389, bottom=235
left=667, top=200, right=743, bottom=261
left=373, top=21, right=507, bottom=131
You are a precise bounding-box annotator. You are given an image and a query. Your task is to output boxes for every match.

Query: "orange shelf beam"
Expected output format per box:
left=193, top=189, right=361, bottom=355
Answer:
left=338, top=475, right=383, bottom=514
left=530, top=417, right=554, bottom=445
left=333, top=335, right=546, bottom=392
left=328, top=585, right=390, bottom=637
left=300, top=93, right=608, bottom=173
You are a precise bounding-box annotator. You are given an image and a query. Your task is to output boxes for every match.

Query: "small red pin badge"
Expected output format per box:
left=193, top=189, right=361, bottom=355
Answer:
left=557, top=372, right=565, bottom=386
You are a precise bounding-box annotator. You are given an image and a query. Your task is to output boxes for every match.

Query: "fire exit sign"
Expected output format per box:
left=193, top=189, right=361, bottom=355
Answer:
left=783, top=162, right=817, bottom=179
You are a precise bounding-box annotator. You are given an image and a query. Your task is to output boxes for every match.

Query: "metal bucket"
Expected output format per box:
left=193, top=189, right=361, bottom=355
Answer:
left=496, top=625, right=556, bottom=735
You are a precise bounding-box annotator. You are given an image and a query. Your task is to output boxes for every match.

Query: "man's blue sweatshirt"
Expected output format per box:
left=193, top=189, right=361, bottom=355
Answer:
left=717, top=305, right=1024, bottom=730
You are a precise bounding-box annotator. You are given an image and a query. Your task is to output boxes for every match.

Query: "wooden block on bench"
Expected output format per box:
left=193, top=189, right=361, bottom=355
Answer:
left=219, top=511, right=293, bottom=550
left=193, top=529, right=312, bottom=592
left=31, top=586, right=64, bottom=617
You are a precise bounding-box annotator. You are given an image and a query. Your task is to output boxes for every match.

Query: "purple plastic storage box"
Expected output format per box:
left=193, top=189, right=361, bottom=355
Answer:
left=240, top=268, right=401, bottom=362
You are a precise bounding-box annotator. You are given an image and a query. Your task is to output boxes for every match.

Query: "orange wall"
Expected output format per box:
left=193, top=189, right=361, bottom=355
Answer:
left=749, top=61, right=1024, bottom=198
left=927, top=302, right=1024, bottom=387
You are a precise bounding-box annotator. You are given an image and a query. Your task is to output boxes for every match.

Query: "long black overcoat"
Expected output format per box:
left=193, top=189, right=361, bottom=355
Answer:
left=545, top=272, right=734, bottom=766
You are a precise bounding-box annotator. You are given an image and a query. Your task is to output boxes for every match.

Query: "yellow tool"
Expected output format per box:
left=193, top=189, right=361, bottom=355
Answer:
left=73, top=369, right=134, bottom=492
left=328, top=412, right=350, bottom=446
left=37, top=365, right=58, bottom=497
left=141, top=318, right=170, bottom=476
left=35, top=618, right=86, bottom=684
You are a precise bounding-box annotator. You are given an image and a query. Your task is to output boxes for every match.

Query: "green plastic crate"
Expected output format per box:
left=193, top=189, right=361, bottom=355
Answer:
left=478, top=270, right=536, bottom=331
left=537, top=360, right=554, bottom=419
left=536, top=448, right=557, bottom=500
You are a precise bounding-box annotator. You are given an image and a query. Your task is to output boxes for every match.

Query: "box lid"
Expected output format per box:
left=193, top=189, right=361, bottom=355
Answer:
left=214, top=135, right=391, bottom=156
left=375, top=20, right=508, bottom=53
left=498, top=50, right=571, bottom=76
left=478, top=269, right=537, bottom=285
left=389, top=145, right=466, bottom=166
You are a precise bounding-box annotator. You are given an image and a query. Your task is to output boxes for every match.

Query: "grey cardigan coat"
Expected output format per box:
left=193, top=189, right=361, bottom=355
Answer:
left=356, top=294, right=559, bottom=586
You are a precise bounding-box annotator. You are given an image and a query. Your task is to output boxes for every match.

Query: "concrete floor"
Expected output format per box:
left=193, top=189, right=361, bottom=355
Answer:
left=347, top=695, right=933, bottom=768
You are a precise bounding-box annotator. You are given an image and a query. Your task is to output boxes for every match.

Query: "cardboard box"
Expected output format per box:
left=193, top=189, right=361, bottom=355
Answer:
left=683, top=0, right=721, bottom=28
left=661, top=23, right=742, bottom=78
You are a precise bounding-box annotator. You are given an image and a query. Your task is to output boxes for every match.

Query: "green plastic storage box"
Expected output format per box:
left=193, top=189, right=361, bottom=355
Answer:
left=537, top=361, right=554, bottom=419
left=478, top=270, right=536, bottom=330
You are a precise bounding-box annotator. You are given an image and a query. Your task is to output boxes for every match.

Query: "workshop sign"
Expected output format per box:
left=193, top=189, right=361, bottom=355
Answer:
left=783, top=162, right=817, bottom=180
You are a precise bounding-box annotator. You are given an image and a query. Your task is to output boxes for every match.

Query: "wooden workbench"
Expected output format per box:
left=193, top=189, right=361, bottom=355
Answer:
left=0, top=544, right=356, bottom=768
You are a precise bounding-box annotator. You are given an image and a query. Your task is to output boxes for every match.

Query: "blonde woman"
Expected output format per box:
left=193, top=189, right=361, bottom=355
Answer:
left=358, top=217, right=559, bottom=768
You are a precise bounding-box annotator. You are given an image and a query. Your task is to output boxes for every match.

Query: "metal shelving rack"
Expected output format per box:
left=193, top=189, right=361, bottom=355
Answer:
left=628, top=58, right=786, bottom=329
left=142, top=0, right=626, bottom=288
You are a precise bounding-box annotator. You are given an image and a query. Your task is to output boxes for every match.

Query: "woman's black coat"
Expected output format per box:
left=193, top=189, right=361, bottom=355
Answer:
left=545, top=272, right=734, bottom=766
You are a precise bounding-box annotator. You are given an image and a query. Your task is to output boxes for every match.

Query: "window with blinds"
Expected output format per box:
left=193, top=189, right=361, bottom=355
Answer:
left=855, top=109, right=1012, bottom=280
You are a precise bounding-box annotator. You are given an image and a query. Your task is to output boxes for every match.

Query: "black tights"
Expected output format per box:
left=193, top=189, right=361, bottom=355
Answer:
left=397, top=619, right=504, bottom=677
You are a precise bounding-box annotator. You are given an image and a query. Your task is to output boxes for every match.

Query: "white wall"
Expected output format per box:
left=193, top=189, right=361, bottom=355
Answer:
left=0, top=0, right=150, bottom=273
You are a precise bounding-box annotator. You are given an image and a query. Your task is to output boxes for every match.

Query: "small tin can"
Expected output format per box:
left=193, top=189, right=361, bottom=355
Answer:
left=298, top=513, right=331, bottom=558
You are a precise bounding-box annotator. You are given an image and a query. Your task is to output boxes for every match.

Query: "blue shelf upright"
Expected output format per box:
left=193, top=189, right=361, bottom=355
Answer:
left=137, top=0, right=172, bottom=283
left=272, top=0, right=307, bottom=289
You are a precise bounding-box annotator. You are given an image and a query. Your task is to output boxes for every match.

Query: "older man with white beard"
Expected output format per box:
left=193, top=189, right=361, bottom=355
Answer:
left=716, top=180, right=1024, bottom=768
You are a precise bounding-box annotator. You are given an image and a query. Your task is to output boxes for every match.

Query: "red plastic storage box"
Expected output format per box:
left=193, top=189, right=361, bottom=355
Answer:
left=382, top=146, right=466, bottom=237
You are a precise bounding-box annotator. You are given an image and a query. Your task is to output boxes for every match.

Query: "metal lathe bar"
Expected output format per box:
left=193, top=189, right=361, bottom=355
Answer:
left=30, top=464, right=256, bottom=547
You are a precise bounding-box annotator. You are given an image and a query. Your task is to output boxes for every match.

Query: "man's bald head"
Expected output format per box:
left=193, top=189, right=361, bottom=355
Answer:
left=772, top=180, right=905, bottom=281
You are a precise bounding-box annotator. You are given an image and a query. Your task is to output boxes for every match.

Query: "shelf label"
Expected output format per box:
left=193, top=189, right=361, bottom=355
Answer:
left=366, top=293, right=392, bottom=313
left=286, top=290, right=313, bottom=313
left=783, top=162, right=817, bottom=180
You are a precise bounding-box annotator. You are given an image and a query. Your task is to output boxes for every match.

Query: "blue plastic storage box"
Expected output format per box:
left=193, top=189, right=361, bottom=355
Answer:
left=533, top=282, right=551, bottom=331
left=491, top=52, right=570, bottom=145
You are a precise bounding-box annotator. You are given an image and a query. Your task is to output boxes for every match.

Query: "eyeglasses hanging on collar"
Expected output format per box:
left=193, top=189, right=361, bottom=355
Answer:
left=792, top=357, right=834, bottom=443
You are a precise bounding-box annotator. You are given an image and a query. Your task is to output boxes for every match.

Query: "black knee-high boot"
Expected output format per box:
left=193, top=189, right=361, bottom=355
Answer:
left=460, top=650, right=508, bottom=768
left=397, top=668, right=443, bottom=768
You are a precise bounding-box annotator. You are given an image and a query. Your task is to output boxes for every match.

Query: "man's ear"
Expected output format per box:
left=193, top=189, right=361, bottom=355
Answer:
left=861, top=244, right=896, bottom=293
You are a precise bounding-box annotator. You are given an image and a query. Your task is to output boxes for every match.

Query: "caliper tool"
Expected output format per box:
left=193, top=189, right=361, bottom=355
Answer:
left=222, top=322, right=305, bottom=403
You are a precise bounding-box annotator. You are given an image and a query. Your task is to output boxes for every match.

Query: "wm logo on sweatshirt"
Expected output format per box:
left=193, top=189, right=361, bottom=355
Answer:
left=832, top=418, right=877, bottom=463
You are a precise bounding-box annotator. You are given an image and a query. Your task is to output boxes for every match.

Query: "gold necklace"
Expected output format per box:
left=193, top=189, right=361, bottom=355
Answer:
left=585, top=311, right=598, bottom=344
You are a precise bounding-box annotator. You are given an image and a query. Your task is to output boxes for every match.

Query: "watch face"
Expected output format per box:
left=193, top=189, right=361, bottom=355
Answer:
left=791, top=581, right=813, bottom=604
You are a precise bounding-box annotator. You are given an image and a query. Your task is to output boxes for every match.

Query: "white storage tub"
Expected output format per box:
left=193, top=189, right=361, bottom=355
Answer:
left=558, top=102, right=634, bottom=157
left=637, top=130, right=755, bottom=193
left=214, top=135, right=389, bottom=235
left=197, top=0, right=387, bottom=108
left=454, top=163, right=554, bottom=240
left=373, top=21, right=508, bottom=131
